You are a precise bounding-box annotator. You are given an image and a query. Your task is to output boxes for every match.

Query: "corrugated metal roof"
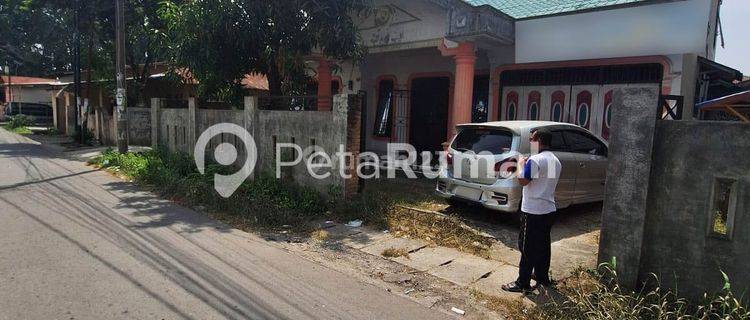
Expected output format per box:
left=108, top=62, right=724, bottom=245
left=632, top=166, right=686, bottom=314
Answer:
left=463, top=0, right=651, bottom=19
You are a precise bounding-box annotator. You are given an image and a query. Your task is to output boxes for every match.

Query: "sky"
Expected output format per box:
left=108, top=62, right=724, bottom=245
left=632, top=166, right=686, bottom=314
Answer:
left=715, top=0, right=750, bottom=77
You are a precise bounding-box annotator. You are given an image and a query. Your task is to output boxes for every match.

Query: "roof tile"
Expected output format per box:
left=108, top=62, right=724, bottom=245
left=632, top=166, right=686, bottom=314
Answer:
left=463, top=0, right=650, bottom=19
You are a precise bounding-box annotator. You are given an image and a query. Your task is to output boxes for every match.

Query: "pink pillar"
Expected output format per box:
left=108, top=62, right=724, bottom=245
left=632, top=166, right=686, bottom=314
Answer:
left=440, top=41, right=475, bottom=137
left=317, top=59, right=332, bottom=111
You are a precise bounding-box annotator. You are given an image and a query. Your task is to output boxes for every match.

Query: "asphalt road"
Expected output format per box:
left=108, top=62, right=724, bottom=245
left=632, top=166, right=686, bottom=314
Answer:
left=0, top=129, right=451, bottom=320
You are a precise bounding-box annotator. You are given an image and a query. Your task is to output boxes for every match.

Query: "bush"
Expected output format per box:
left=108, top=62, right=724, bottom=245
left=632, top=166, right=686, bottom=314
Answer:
left=8, top=115, right=30, bottom=129
left=91, top=148, right=329, bottom=230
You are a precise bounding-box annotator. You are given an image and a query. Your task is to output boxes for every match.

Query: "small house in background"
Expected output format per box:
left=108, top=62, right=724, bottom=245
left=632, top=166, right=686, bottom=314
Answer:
left=0, top=75, right=60, bottom=122
left=49, top=68, right=271, bottom=144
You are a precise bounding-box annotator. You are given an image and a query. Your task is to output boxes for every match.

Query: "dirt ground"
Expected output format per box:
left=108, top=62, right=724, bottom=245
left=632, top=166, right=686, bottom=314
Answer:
left=368, top=177, right=602, bottom=279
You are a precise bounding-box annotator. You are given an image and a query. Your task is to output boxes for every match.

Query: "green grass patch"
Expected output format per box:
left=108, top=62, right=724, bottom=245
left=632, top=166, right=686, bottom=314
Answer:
left=2, top=124, right=32, bottom=134
left=2, top=115, right=33, bottom=134
left=90, top=148, right=332, bottom=231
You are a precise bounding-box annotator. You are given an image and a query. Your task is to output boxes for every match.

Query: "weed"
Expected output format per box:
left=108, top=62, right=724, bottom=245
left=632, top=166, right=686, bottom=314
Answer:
left=473, top=264, right=750, bottom=320
left=90, top=148, right=329, bottom=231
left=7, top=114, right=30, bottom=129
left=3, top=115, right=32, bottom=134
left=381, top=247, right=409, bottom=259
left=387, top=205, right=493, bottom=258
left=310, top=229, right=329, bottom=241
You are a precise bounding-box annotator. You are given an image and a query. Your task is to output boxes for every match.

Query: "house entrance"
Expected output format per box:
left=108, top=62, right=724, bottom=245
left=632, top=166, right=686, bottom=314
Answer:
left=409, top=77, right=450, bottom=154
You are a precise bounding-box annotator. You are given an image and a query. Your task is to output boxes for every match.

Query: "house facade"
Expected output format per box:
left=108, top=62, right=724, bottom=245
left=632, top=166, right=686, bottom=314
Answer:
left=318, top=0, right=732, bottom=154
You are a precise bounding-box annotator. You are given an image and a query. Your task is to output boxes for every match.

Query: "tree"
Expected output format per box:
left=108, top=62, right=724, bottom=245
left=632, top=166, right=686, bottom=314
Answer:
left=1, top=0, right=173, bottom=106
left=0, top=0, right=74, bottom=75
left=159, top=0, right=367, bottom=100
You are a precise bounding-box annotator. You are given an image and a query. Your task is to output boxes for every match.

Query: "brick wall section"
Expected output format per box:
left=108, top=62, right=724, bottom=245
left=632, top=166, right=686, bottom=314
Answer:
left=343, top=94, right=362, bottom=198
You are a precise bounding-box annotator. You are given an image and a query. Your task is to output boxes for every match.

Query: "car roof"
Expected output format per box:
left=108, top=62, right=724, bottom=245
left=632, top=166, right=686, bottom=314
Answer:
left=457, top=121, right=581, bottom=133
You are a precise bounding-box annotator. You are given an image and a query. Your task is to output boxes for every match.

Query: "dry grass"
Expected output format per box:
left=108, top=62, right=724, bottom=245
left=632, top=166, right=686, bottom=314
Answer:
left=470, top=289, right=547, bottom=320
left=381, top=247, right=410, bottom=259
left=386, top=205, right=494, bottom=258
left=310, top=229, right=329, bottom=241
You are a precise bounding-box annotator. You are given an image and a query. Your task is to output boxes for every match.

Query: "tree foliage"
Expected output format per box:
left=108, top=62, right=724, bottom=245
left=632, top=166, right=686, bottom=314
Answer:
left=1, top=0, right=173, bottom=105
left=159, top=0, right=367, bottom=99
left=0, top=0, right=74, bottom=75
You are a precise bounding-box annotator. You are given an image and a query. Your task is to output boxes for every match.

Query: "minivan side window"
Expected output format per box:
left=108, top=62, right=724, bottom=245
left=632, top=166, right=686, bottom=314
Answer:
left=563, top=130, right=607, bottom=156
left=548, top=130, right=568, bottom=152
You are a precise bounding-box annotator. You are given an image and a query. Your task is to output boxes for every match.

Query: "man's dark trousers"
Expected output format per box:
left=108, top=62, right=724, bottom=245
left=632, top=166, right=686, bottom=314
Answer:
left=516, top=211, right=555, bottom=288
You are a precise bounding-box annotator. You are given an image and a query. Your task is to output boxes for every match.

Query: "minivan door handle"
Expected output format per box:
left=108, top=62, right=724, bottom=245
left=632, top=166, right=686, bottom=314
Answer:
left=579, top=162, right=586, bottom=168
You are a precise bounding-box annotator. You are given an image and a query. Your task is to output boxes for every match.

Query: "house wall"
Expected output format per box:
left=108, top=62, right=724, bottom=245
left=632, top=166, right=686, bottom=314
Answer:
left=359, top=46, right=505, bottom=153
left=515, top=0, right=715, bottom=63
left=6, top=86, right=53, bottom=105
left=355, top=0, right=449, bottom=52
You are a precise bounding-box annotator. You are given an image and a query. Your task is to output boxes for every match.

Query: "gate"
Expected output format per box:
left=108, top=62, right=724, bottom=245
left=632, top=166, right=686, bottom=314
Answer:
left=391, top=90, right=410, bottom=144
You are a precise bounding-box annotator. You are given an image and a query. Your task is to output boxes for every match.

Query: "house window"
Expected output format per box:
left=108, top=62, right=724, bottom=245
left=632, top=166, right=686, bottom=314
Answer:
left=550, top=90, right=566, bottom=122
left=710, top=178, right=738, bottom=239
left=528, top=102, right=539, bottom=120
left=605, top=103, right=613, bottom=128
left=551, top=102, right=563, bottom=122
left=527, top=91, right=541, bottom=120
left=505, top=91, right=518, bottom=121
left=577, top=103, right=589, bottom=127
left=507, top=103, right=517, bottom=120
left=373, top=79, right=395, bottom=137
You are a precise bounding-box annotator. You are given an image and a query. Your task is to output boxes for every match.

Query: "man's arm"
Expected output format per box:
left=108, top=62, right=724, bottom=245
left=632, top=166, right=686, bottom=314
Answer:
left=518, top=156, right=533, bottom=186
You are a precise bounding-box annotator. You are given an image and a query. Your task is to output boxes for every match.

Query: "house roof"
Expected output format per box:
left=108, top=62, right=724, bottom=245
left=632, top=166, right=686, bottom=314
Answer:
left=697, top=89, right=750, bottom=110
left=463, top=0, right=651, bottom=19
left=0, top=75, right=58, bottom=85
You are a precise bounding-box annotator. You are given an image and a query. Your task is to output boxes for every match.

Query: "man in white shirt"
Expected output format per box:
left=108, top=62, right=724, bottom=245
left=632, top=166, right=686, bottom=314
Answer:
left=502, top=128, right=562, bottom=293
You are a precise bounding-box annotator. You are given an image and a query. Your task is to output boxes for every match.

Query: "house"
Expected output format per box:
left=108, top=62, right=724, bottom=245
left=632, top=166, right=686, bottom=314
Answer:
left=0, top=75, right=61, bottom=119
left=312, top=0, right=741, bottom=154
left=49, top=69, right=271, bottom=143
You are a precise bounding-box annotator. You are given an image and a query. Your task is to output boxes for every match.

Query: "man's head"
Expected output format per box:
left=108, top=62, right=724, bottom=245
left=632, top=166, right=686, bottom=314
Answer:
left=530, top=128, right=552, bottom=151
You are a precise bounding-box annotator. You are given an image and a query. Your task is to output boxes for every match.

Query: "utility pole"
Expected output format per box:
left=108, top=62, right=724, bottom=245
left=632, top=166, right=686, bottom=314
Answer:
left=115, top=0, right=129, bottom=153
left=74, top=0, right=82, bottom=143
left=4, top=64, right=11, bottom=105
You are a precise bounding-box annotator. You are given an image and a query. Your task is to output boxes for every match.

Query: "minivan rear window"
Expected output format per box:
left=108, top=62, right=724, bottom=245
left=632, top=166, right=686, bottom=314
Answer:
left=451, top=127, right=513, bottom=154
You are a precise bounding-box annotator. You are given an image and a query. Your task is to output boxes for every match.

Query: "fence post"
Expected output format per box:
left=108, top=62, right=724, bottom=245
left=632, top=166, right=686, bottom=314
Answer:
left=598, top=86, right=660, bottom=289
left=150, top=98, right=160, bottom=149
left=188, top=97, right=197, bottom=154
left=244, top=96, right=259, bottom=179
left=50, top=92, right=58, bottom=131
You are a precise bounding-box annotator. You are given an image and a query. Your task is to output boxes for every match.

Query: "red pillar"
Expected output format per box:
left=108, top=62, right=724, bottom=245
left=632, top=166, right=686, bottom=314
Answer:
left=440, top=41, right=475, bottom=137
left=317, top=59, right=332, bottom=111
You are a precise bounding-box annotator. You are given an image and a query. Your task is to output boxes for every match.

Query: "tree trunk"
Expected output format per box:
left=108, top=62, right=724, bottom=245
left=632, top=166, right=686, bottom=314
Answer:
left=266, top=54, right=283, bottom=96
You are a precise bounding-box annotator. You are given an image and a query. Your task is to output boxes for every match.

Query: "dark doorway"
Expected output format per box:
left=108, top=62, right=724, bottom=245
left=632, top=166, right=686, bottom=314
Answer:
left=472, top=74, right=489, bottom=123
left=409, top=77, right=450, bottom=154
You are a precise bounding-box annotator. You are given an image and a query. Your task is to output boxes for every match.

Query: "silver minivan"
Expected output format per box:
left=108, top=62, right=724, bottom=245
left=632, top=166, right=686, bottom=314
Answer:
left=436, top=121, right=608, bottom=213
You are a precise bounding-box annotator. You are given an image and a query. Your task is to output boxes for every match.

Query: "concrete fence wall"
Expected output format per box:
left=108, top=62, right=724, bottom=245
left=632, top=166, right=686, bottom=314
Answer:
left=146, top=95, right=361, bottom=197
left=599, top=87, right=750, bottom=301
left=126, top=107, right=151, bottom=146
